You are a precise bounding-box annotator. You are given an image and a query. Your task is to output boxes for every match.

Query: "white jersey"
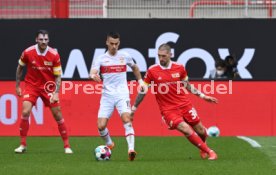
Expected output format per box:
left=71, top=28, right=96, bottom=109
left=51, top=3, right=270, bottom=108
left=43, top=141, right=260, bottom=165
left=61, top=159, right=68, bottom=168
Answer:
left=92, top=50, right=135, bottom=96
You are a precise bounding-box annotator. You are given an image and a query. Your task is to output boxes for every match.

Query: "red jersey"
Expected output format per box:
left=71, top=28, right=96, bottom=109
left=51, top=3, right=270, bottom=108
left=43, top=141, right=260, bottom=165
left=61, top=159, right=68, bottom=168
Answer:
left=19, top=44, right=62, bottom=89
left=144, top=61, right=192, bottom=112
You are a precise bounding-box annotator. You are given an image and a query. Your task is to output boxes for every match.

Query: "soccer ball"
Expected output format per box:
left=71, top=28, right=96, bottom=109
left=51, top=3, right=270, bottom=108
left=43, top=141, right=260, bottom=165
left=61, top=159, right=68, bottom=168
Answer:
left=95, top=145, right=112, bottom=161
left=207, top=126, right=220, bottom=137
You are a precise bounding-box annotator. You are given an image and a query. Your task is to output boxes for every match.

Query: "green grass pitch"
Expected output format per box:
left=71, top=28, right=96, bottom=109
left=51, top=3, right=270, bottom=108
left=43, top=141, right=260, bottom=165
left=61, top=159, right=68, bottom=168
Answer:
left=0, top=136, right=275, bottom=175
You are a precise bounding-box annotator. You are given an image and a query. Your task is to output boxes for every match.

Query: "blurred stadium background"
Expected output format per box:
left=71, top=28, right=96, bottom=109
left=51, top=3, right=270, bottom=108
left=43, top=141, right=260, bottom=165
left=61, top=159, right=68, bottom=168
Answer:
left=1, top=0, right=276, bottom=19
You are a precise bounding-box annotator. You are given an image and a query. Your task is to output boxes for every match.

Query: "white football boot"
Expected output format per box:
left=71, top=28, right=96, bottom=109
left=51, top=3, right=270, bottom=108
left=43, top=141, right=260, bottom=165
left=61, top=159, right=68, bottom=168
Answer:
left=64, top=147, right=73, bottom=154
left=14, top=145, right=27, bottom=153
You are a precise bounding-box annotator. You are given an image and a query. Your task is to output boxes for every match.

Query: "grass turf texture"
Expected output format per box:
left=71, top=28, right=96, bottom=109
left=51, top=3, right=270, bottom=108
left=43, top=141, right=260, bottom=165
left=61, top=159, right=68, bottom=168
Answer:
left=0, top=136, right=275, bottom=175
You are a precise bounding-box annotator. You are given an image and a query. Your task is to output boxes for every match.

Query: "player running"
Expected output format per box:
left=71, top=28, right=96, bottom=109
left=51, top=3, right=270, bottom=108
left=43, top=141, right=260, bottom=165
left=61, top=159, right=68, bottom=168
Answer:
left=131, top=43, right=218, bottom=160
left=90, top=32, right=145, bottom=161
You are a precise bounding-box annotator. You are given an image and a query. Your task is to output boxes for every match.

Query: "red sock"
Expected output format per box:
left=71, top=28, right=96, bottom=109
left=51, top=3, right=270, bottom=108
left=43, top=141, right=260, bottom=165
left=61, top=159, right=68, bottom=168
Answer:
left=187, top=130, right=211, bottom=153
left=19, top=116, right=29, bottom=146
left=57, top=119, right=70, bottom=148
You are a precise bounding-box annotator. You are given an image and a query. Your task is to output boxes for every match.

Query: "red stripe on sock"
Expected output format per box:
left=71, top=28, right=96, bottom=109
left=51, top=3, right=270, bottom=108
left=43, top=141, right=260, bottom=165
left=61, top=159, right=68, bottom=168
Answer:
left=125, top=133, right=134, bottom=137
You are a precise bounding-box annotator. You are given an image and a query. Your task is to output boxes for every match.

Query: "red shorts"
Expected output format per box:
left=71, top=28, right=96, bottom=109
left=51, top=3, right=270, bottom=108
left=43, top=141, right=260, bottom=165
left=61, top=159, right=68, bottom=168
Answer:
left=22, top=85, right=59, bottom=108
left=162, top=105, right=200, bottom=130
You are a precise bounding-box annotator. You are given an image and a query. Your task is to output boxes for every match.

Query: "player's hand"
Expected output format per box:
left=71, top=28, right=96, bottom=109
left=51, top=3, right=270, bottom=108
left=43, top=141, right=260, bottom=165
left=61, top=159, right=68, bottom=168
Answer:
left=50, top=92, right=59, bottom=104
left=203, top=95, right=218, bottom=104
left=90, top=74, right=102, bottom=82
left=138, top=80, right=148, bottom=93
left=16, top=87, right=22, bottom=97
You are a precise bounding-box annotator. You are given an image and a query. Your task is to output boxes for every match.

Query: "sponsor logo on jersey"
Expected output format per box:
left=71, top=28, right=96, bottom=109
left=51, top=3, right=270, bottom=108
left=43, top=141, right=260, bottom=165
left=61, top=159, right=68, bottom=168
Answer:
left=44, top=61, right=53, bottom=66
left=171, top=73, right=180, bottom=78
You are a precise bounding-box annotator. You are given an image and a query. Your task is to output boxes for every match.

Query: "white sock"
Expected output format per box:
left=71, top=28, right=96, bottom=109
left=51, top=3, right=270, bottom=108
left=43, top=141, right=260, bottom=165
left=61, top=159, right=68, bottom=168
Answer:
left=124, top=122, right=135, bottom=151
left=98, top=128, right=113, bottom=145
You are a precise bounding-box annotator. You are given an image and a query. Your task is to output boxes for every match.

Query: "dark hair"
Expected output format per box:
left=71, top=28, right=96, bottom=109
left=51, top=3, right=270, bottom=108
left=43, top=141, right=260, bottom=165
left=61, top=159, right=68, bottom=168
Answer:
left=225, top=55, right=237, bottom=67
left=225, top=55, right=235, bottom=62
left=158, top=43, right=171, bottom=52
left=107, top=32, right=120, bottom=39
left=36, top=29, right=49, bottom=37
left=215, top=60, right=226, bottom=68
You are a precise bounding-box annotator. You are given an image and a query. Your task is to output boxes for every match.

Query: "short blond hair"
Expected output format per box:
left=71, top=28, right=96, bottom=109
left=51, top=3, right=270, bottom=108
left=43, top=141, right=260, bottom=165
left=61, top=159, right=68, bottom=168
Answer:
left=158, top=43, right=171, bottom=53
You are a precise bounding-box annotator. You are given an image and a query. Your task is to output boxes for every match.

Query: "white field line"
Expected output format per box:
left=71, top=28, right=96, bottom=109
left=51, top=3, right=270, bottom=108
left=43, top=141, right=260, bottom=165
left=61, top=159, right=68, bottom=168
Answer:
left=237, top=136, right=262, bottom=148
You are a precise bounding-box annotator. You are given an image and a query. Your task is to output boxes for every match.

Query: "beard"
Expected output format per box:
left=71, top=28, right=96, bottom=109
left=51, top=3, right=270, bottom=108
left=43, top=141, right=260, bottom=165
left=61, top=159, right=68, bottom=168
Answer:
left=160, top=61, right=167, bottom=66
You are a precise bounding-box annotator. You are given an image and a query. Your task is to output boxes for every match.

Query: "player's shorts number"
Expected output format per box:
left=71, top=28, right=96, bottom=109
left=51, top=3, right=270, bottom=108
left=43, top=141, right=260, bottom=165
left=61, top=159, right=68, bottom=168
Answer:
left=47, top=93, right=53, bottom=102
left=188, top=108, right=198, bottom=120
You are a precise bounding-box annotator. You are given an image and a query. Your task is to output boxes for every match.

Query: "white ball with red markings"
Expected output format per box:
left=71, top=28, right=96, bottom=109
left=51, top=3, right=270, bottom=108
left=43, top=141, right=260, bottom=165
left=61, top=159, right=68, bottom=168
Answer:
left=95, top=145, right=111, bottom=161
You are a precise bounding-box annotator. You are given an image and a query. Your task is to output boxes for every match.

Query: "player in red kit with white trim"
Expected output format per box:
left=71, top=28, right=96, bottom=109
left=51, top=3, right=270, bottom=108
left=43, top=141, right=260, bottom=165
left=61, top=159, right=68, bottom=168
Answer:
left=15, top=30, right=73, bottom=154
left=131, top=43, right=218, bottom=160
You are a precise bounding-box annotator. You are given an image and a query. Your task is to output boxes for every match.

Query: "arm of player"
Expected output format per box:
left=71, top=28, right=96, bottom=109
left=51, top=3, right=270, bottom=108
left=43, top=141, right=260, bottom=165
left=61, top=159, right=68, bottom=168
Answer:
left=89, top=69, right=102, bottom=82
left=16, top=64, right=24, bottom=97
left=50, top=75, right=61, bottom=104
left=182, top=78, right=218, bottom=104
left=131, top=91, right=147, bottom=117
left=131, top=64, right=147, bottom=91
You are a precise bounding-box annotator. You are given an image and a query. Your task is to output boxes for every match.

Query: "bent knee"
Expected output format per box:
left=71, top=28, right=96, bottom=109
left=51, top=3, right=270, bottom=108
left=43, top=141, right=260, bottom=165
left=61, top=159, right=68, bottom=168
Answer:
left=97, top=119, right=108, bottom=131
left=22, top=109, right=31, bottom=117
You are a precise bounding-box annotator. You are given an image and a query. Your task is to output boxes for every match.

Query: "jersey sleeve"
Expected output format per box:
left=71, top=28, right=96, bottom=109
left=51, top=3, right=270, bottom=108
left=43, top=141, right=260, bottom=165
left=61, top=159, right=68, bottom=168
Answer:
left=53, top=53, right=62, bottom=76
left=91, top=56, right=101, bottom=72
left=125, top=52, right=135, bottom=67
left=143, top=69, right=153, bottom=85
left=180, top=65, right=188, bottom=81
left=18, top=51, right=28, bottom=66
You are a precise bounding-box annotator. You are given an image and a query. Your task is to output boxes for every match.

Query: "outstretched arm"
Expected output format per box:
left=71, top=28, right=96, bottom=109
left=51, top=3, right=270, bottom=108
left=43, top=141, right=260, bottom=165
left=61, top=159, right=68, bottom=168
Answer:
left=16, top=64, right=24, bottom=97
left=182, top=79, right=218, bottom=103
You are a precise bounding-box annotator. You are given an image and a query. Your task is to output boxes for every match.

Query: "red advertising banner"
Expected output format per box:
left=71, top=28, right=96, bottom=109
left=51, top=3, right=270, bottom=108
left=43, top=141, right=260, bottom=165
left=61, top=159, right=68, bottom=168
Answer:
left=0, top=81, right=275, bottom=136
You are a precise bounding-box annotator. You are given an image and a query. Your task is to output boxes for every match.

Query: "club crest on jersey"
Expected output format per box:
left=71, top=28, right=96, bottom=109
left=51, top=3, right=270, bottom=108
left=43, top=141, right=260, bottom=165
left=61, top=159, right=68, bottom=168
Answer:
left=119, top=57, right=125, bottom=64
left=171, top=73, right=180, bottom=78
left=44, top=61, right=53, bottom=66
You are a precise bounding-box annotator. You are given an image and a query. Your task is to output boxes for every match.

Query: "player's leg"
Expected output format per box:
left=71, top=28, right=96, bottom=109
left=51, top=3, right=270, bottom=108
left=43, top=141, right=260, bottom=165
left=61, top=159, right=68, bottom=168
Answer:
left=193, top=121, right=208, bottom=142
left=192, top=122, right=208, bottom=159
left=50, top=106, right=73, bottom=154
left=41, top=90, right=73, bottom=154
left=182, top=107, right=217, bottom=160
left=116, top=97, right=136, bottom=161
left=15, top=86, right=38, bottom=153
left=97, top=118, right=114, bottom=149
left=176, top=121, right=217, bottom=160
left=14, top=101, right=33, bottom=153
left=97, top=95, right=115, bottom=149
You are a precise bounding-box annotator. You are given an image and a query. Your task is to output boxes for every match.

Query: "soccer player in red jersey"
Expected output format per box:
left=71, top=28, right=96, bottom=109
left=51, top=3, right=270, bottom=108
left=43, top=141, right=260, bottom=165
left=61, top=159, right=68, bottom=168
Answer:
left=14, top=30, right=73, bottom=154
left=131, top=43, right=218, bottom=160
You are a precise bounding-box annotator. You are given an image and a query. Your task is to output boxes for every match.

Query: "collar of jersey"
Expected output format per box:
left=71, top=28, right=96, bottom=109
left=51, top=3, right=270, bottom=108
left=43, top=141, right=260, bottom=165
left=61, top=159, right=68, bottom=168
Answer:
left=35, top=44, right=49, bottom=56
left=159, top=61, right=172, bottom=70
left=105, top=51, right=118, bottom=57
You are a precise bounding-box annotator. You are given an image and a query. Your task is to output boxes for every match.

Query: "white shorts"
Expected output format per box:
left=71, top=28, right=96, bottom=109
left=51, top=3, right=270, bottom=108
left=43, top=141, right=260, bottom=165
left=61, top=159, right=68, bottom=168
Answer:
left=98, top=95, right=131, bottom=118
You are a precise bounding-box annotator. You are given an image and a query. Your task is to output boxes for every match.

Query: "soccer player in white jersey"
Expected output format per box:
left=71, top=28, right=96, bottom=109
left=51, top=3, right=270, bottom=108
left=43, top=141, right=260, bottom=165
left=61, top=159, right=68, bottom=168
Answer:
left=90, top=32, right=144, bottom=161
